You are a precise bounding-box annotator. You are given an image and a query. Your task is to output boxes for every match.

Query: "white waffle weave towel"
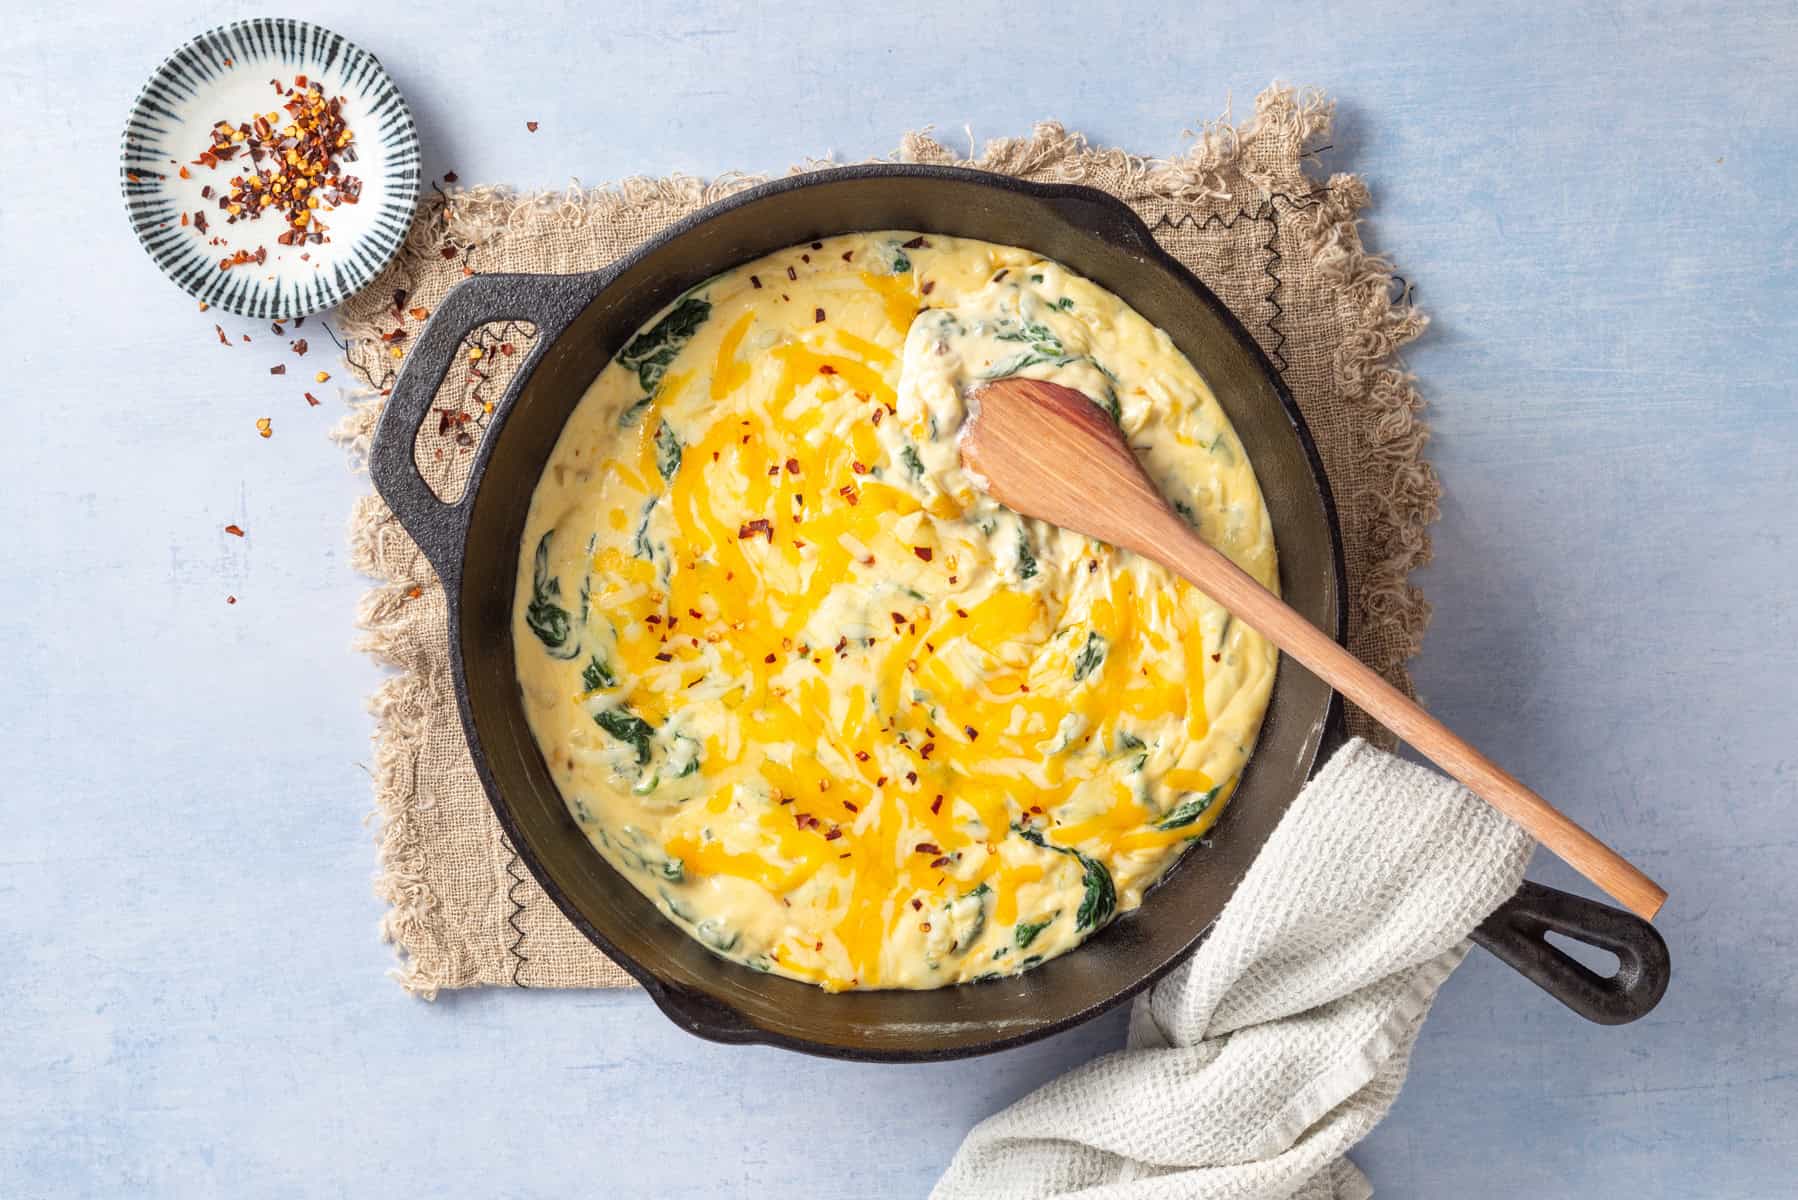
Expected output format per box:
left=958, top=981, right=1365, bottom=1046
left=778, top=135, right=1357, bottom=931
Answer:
left=933, top=738, right=1533, bottom=1200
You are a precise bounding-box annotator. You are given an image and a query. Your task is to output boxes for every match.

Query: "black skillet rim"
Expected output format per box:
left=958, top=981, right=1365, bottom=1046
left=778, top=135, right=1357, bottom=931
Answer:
left=444, top=164, right=1350, bottom=1060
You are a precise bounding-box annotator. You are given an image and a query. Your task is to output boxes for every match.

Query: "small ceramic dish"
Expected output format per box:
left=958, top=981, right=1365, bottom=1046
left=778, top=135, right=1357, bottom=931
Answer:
left=119, top=18, right=420, bottom=319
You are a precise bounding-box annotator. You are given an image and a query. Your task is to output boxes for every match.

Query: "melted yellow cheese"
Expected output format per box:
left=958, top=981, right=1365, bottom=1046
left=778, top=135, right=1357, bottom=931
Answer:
left=514, top=233, right=1278, bottom=990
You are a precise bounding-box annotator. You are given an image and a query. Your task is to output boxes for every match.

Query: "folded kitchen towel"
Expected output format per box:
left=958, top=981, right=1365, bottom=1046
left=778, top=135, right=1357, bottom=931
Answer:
left=933, top=738, right=1534, bottom=1200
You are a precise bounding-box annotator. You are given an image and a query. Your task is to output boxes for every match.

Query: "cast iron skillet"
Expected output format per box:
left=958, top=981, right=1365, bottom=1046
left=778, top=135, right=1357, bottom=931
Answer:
left=370, top=166, right=1669, bottom=1058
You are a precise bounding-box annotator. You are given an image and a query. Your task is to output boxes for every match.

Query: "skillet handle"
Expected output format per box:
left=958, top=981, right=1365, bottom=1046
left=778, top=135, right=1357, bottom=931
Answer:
left=1472, top=880, right=1670, bottom=1025
left=647, top=984, right=764, bottom=1047
left=370, top=270, right=605, bottom=588
left=1038, top=185, right=1163, bottom=258
left=1314, top=719, right=1669, bottom=1023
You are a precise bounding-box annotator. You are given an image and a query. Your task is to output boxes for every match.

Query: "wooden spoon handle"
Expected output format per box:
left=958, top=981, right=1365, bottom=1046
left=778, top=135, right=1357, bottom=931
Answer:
left=1141, top=510, right=1668, bottom=921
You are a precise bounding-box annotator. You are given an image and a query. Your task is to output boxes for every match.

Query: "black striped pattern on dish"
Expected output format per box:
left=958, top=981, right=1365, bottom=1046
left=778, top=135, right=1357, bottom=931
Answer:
left=120, top=19, right=421, bottom=319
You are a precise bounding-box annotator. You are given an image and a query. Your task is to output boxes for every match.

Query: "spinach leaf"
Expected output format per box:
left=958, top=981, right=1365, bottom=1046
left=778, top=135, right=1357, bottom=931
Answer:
left=891, top=249, right=912, bottom=273
left=1016, top=530, right=1038, bottom=580
left=594, top=707, right=656, bottom=765
left=1054, top=296, right=1076, bottom=310
left=617, top=296, right=711, bottom=394
left=582, top=654, right=617, bottom=692
left=1014, top=912, right=1057, bottom=950
left=900, top=443, right=925, bottom=480
left=617, top=395, right=653, bottom=428
left=1072, top=631, right=1107, bottom=683
left=1157, top=784, right=1223, bottom=831
left=525, top=531, right=577, bottom=657
left=1015, top=826, right=1116, bottom=931
left=631, top=496, right=658, bottom=560
left=654, top=419, right=683, bottom=481
left=1115, top=731, right=1145, bottom=752
left=979, top=350, right=1079, bottom=380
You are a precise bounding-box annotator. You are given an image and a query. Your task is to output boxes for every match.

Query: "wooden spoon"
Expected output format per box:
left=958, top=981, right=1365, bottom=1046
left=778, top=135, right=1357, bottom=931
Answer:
left=961, top=377, right=1667, bottom=921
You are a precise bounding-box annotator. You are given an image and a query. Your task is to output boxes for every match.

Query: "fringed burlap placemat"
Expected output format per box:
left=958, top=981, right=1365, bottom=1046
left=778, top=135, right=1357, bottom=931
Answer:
left=335, top=85, right=1435, bottom=995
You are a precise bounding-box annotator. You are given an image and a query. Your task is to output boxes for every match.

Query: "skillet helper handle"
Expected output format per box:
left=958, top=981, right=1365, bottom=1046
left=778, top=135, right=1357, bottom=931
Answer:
left=1472, top=880, right=1670, bottom=1025
left=370, top=270, right=599, bottom=588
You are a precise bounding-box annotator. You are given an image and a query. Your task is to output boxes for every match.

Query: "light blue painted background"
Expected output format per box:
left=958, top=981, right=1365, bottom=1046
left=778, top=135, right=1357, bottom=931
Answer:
left=3, top=1, right=1794, bottom=1195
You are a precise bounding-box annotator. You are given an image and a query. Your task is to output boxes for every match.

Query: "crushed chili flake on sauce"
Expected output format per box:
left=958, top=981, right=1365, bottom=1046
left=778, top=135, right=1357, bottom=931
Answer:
left=912, top=546, right=933, bottom=562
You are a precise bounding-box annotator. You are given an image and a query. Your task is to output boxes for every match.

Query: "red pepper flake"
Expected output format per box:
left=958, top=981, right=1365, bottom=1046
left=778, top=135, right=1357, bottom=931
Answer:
left=871, top=407, right=884, bottom=426
left=784, top=457, right=800, bottom=474
left=687, top=608, right=703, bottom=619
left=1212, top=652, right=1222, bottom=662
left=813, top=307, right=825, bottom=323
left=838, top=485, right=859, bottom=505
left=955, top=608, right=969, bottom=618
left=1088, top=559, right=1098, bottom=573
left=930, top=796, right=943, bottom=815
left=876, top=775, right=888, bottom=787
left=406, top=585, right=422, bottom=600
left=889, top=611, right=905, bottom=624
left=441, top=246, right=458, bottom=259
left=850, top=460, right=869, bottom=475
left=654, top=652, right=673, bottom=663
left=214, top=324, right=230, bottom=346
left=817, top=364, right=837, bottom=375
left=785, top=265, right=797, bottom=281
left=919, top=742, right=936, bottom=759
left=178, top=166, right=191, bottom=179
left=905, top=771, right=919, bottom=785
left=801, top=253, right=810, bottom=263
left=843, top=800, right=860, bottom=813
left=964, top=725, right=978, bottom=741
left=910, top=898, right=923, bottom=911
left=750, top=274, right=762, bottom=289
left=841, top=250, right=855, bottom=262
left=443, top=170, right=459, bottom=183
left=915, top=842, right=941, bottom=856
left=930, top=855, right=951, bottom=869
left=913, top=546, right=933, bottom=562
left=824, top=828, right=843, bottom=841
left=224, top=524, right=245, bottom=537
left=737, top=518, right=773, bottom=542
left=921, top=280, right=935, bottom=295
left=304, top=392, right=320, bottom=407
left=764, top=653, right=777, bottom=664
left=526, top=121, right=539, bottom=132
left=269, top=364, right=285, bottom=375
left=993, top=268, right=1009, bottom=282
left=499, top=342, right=515, bottom=356
left=290, top=338, right=308, bottom=356
left=225, top=595, right=236, bottom=604
left=902, top=236, right=929, bottom=249
left=810, top=241, right=822, bottom=250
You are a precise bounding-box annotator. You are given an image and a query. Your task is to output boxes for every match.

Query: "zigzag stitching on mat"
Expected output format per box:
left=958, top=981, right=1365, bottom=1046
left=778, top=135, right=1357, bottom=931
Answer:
left=1148, top=188, right=1329, bottom=376
left=502, top=839, right=531, bottom=986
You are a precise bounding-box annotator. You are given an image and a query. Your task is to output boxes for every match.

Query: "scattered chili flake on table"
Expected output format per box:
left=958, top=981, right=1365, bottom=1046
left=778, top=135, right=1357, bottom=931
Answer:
left=269, top=364, right=286, bottom=375
left=255, top=417, right=273, bottom=438
left=406, top=585, right=422, bottom=599
left=224, top=524, right=245, bottom=537
left=226, top=595, right=237, bottom=604
left=214, top=324, right=230, bottom=346
left=304, top=392, right=320, bottom=407
left=189, top=76, right=362, bottom=266
left=290, top=338, right=308, bottom=356
left=526, top=121, right=539, bottom=132
left=442, top=171, right=459, bottom=183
